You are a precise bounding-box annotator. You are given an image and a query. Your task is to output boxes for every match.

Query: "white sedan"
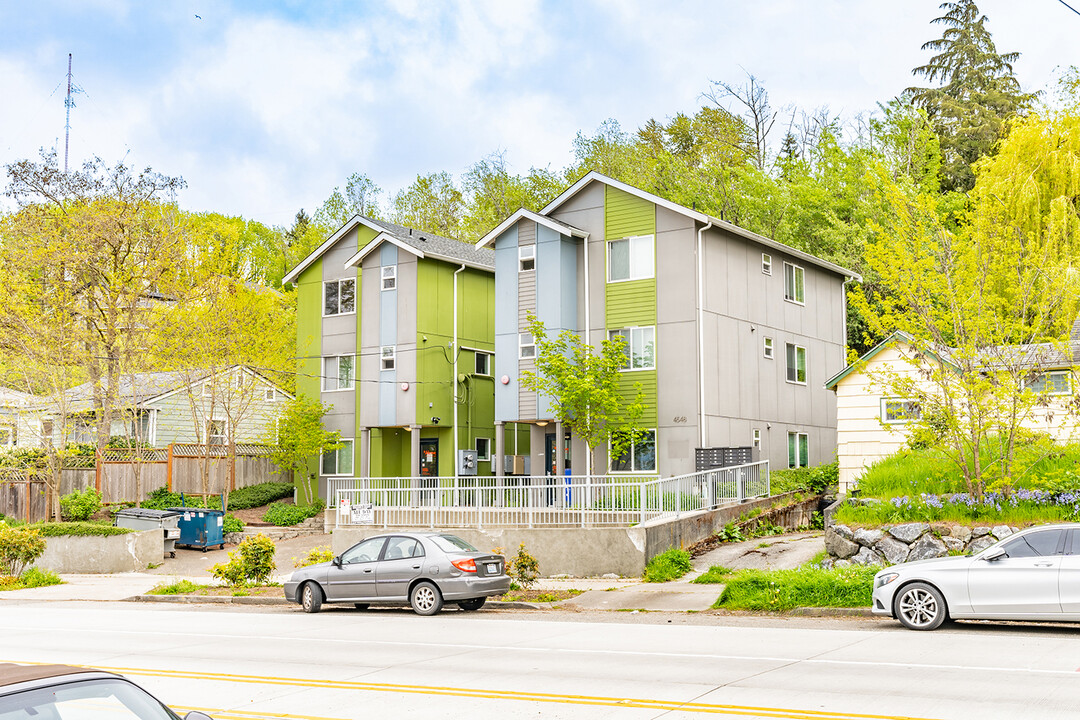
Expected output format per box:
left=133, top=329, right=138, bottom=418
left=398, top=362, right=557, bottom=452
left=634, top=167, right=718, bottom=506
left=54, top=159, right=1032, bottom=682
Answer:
left=872, top=523, right=1080, bottom=630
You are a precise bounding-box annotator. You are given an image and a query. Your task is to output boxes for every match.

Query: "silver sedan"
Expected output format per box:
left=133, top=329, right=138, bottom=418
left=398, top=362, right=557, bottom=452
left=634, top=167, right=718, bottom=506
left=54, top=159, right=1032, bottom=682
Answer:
left=872, top=523, right=1080, bottom=630
left=284, top=532, right=510, bottom=615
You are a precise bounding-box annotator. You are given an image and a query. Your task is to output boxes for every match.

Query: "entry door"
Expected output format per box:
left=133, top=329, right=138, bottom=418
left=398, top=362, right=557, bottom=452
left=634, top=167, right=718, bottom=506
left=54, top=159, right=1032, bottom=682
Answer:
left=419, top=439, right=438, bottom=504
left=968, top=529, right=1064, bottom=615
left=544, top=433, right=556, bottom=476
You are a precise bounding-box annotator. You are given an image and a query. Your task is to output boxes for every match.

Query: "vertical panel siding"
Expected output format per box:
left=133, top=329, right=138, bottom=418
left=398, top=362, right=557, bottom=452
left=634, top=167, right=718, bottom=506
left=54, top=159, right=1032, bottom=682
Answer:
left=295, top=258, right=323, bottom=404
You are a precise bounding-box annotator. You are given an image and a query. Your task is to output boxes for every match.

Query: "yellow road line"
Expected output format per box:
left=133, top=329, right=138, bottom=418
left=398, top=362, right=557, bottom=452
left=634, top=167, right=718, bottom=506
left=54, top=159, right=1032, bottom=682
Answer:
left=5, top=660, right=943, bottom=720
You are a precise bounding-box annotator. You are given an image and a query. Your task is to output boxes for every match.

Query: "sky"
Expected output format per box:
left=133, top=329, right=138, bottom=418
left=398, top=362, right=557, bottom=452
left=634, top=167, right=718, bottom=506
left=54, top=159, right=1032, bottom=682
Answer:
left=1, top=0, right=1078, bottom=227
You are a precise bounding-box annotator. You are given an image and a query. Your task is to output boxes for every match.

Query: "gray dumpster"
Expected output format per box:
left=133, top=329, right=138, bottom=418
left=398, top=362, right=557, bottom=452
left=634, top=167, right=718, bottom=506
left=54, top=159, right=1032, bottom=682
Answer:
left=114, top=508, right=182, bottom=558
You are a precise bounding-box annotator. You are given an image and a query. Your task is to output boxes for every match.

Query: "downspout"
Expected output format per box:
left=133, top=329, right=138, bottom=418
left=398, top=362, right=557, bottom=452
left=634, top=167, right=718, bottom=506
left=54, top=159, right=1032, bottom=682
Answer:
left=840, top=276, right=856, bottom=367
left=697, top=220, right=713, bottom=450
left=453, top=263, right=466, bottom=481
left=582, top=231, right=592, bottom=476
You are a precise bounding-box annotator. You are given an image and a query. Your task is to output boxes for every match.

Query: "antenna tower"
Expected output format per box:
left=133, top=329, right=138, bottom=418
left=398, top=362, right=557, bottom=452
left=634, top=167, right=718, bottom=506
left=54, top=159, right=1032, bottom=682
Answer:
left=64, top=53, right=74, bottom=173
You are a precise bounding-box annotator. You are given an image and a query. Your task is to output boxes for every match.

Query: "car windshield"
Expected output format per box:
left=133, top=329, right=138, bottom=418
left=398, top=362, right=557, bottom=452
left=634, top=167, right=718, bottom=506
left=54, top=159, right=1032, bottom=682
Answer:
left=0, top=678, right=180, bottom=720
left=431, top=535, right=478, bottom=553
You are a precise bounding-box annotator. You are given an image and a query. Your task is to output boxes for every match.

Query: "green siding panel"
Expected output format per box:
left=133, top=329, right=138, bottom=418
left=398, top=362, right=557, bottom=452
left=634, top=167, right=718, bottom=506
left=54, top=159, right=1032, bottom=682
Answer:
left=353, top=225, right=379, bottom=445
left=605, top=185, right=655, bottom=239
left=295, top=258, right=323, bottom=491
left=617, top=371, right=658, bottom=426
left=606, top=279, right=657, bottom=327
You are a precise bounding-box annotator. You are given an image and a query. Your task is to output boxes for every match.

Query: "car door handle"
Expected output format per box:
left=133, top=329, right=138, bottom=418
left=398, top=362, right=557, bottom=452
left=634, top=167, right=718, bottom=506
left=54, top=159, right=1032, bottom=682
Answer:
left=363, top=569, right=373, bottom=574
left=412, top=565, right=421, bottom=569
left=1035, top=561, right=1055, bottom=567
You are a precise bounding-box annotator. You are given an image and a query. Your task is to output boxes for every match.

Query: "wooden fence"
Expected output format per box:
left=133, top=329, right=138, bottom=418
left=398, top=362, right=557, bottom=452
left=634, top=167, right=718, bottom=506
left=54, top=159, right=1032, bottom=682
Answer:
left=0, top=444, right=292, bottom=523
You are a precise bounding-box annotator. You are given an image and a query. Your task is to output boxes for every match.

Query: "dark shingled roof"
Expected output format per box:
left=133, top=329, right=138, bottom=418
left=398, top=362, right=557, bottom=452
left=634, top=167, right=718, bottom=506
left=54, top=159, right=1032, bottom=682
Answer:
left=364, top=217, right=494, bottom=270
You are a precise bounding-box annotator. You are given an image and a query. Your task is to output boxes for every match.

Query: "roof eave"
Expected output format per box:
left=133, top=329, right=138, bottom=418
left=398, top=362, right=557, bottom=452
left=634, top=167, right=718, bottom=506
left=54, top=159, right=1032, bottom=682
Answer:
left=282, top=215, right=387, bottom=284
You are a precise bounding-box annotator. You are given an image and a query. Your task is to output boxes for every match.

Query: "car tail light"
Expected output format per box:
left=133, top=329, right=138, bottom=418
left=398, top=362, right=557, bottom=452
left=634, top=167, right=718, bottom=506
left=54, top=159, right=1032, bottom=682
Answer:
left=451, top=558, right=477, bottom=573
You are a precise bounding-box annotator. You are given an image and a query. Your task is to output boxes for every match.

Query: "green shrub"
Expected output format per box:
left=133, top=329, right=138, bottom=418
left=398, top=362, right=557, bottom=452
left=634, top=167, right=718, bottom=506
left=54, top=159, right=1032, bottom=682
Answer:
left=262, top=502, right=321, bottom=527
left=210, top=534, right=277, bottom=587
left=140, top=488, right=185, bottom=510
left=60, top=487, right=102, bottom=522
left=0, top=525, right=46, bottom=576
left=715, top=565, right=876, bottom=611
left=149, top=579, right=204, bottom=595
left=19, top=567, right=61, bottom=588
left=292, top=545, right=333, bottom=568
left=507, top=543, right=540, bottom=589
left=222, top=514, right=245, bottom=534
left=32, top=522, right=132, bottom=537
left=771, top=461, right=838, bottom=494
left=643, top=548, right=692, bottom=583
left=227, top=482, right=294, bottom=510
left=691, top=565, right=732, bottom=584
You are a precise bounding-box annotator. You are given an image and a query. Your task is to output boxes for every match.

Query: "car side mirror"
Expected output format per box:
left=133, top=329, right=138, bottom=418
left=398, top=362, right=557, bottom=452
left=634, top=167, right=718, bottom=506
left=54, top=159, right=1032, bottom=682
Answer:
left=185, top=712, right=215, bottom=720
left=333, top=556, right=342, bottom=567
left=982, top=547, right=1006, bottom=562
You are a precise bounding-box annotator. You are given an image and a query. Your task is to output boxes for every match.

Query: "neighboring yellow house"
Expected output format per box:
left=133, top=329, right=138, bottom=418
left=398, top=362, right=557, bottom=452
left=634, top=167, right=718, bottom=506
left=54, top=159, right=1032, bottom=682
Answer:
left=825, top=331, right=1080, bottom=495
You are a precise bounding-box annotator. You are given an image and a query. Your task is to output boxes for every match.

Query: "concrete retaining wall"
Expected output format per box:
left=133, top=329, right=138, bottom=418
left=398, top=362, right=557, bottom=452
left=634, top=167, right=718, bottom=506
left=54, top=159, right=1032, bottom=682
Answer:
left=36, top=530, right=164, bottom=574
left=332, top=492, right=819, bottom=577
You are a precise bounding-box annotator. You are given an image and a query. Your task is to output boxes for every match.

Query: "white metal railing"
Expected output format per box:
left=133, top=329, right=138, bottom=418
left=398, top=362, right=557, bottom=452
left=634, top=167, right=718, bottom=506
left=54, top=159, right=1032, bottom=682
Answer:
left=329, top=460, right=769, bottom=529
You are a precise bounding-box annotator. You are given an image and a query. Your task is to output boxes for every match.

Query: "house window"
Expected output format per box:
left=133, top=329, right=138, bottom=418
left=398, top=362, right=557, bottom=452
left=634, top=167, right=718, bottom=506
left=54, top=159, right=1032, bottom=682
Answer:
left=324, top=278, right=356, bottom=315
left=475, top=352, right=491, bottom=376
left=201, top=382, right=213, bottom=397
left=784, top=263, right=805, bottom=304
left=788, top=432, right=809, bottom=469
left=381, top=266, right=397, bottom=291
left=1025, top=371, right=1072, bottom=396
left=786, top=343, right=807, bottom=384
left=519, top=245, right=535, bottom=272
left=763, top=337, right=774, bottom=359
left=882, top=398, right=922, bottom=424
left=206, top=419, right=227, bottom=445
left=610, top=429, right=657, bottom=473
left=609, top=327, right=655, bottom=370
left=380, top=346, right=396, bottom=371
left=762, top=253, right=772, bottom=275
left=519, top=333, right=536, bottom=359
left=264, top=388, right=277, bottom=401
left=753, top=428, right=761, bottom=450
left=608, top=235, right=654, bottom=282
left=322, top=439, right=354, bottom=475
left=0, top=424, right=15, bottom=447
left=476, top=437, right=491, bottom=461
left=323, top=355, right=355, bottom=391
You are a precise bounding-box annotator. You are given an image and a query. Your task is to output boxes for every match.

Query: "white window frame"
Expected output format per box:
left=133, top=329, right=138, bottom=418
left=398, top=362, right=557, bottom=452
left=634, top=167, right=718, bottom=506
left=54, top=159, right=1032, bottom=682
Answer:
left=609, top=429, right=657, bottom=473
left=323, top=278, right=356, bottom=316
left=264, top=388, right=277, bottom=401
left=380, top=346, right=397, bottom=371
left=381, top=265, right=397, bottom=291
left=323, top=355, right=355, bottom=391
left=752, top=428, right=761, bottom=450
left=881, top=398, right=922, bottom=424
left=201, top=382, right=213, bottom=397
left=0, top=423, right=16, bottom=448
left=1024, top=370, right=1072, bottom=396
left=786, top=343, right=807, bottom=385
left=322, top=438, right=354, bottom=476
left=784, top=262, right=805, bottom=305
left=475, top=351, right=491, bottom=376
left=762, top=253, right=772, bottom=275
left=763, top=337, right=774, bottom=359
left=788, top=431, right=809, bottom=469
left=607, top=235, right=655, bottom=283
left=206, top=418, right=228, bottom=445
left=519, top=332, right=536, bottom=359
left=475, top=437, right=491, bottom=461
left=519, top=245, right=535, bottom=272
left=609, top=326, right=656, bottom=371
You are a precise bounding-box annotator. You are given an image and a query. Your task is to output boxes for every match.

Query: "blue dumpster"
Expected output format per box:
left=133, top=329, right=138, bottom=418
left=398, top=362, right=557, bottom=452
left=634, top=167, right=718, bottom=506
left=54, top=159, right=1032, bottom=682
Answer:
left=168, top=502, right=225, bottom=552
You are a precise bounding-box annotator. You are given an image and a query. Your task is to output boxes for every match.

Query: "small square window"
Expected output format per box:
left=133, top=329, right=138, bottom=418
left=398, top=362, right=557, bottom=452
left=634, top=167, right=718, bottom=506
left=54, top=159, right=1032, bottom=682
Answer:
left=381, top=346, right=396, bottom=371
left=519, top=333, right=536, bottom=359
left=264, top=388, right=276, bottom=401
left=475, top=352, right=491, bottom=375
left=201, top=383, right=212, bottom=397
left=519, top=245, right=535, bottom=272
left=381, top=265, right=397, bottom=291
left=762, top=253, right=772, bottom=275
left=476, top=437, right=491, bottom=461
left=753, top=428, right=761, bottom=450
left=763, top=337, right=774, bottom=359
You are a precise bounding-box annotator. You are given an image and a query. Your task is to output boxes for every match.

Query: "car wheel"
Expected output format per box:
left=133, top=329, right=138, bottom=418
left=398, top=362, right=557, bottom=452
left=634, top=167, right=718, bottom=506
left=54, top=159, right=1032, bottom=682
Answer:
left=894, top=582, right=947, bottom=630
left=458, top=597, right=486, bottom=611
left=301, top=582, right=323, bottom=614
left=410, top=581, right=443, bottom=616
left=354, top=603, right=370, bottom=610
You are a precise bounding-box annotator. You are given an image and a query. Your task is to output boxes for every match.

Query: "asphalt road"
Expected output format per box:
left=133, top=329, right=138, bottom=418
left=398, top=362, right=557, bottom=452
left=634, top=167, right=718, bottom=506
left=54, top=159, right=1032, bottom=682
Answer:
left=3, top=602, right=1079, bottom=720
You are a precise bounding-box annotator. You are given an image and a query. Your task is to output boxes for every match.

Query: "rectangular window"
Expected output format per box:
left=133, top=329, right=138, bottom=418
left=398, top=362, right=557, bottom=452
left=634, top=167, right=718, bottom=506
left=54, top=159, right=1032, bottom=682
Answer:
left=201, top=382, right=212, bottom=397
left=519, top=332, right=536, bottom=359
left=0, top=424, right=15, bottom=447
left=753, top=428, right=761, bottom=450
left=323, top=278, right=356, bottom=315
left=788, top=432, right=809, bottom=469
left=380, top=346, right=396, bottom=371
left=762, top=253, right=772, bottom=275
left=609, top=327, right=655, bottom=370
left=1025, top=371, right=1072, bottom=396
left=610, top=429, right=657, bottom=473
left=475, top=352, right=491, bottom=376
left=519, top=245, right=535, bottom=272
left=381, top=266, right=396, bottom=290
left=784, top=263, right=805, bottom=304
left=264, top=388, right=277, bottom=401
left=206, top=419, right=227, bottom=445
left=608, top=235, right=654, bottom=282
left=763, top=337, right=774, bottom=359
left=323, top=355, right=355, bottom=391
left=322, top=439, right=354, bottom=475
left=881, top=398, right=922, bottom=424
left=476, top=437, right=491, bottom=461
left=786, top=343, right=806, bottom=384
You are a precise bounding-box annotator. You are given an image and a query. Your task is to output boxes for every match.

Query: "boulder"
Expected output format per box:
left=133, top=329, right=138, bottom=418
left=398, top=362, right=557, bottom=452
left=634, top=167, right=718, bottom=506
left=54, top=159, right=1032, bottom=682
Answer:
left=950, top=526, right=972, bottom=543
left=850, top=546, right=885, bottom=566
left=825, top=527, right=860, bottom=559
left=889, top=523, right=930, bottom=543
left=833, top=524, right=855, bottom=541
left=930, top=523, right=952, bottom=537
left=967, top=535, right=996, bottom=554
left=834, top=559, right=852, bottom=568
left=991, top=525, right=1013, bottom=540
left=942, top=536, right=966, bottom=553
left=972, top=526, right=990, bottom=538
left=907, top=534, right=948, bottom=562
left=819, top=557, right=835, bottom=570
left=853, top=528, right=884, bottom=547
left=874, top=535, right=911, bottom=565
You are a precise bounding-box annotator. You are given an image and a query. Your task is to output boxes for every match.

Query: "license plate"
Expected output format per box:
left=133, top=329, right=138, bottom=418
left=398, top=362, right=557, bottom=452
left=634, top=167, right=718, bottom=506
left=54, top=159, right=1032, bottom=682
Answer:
left=486, top=563, right=499, bottom=574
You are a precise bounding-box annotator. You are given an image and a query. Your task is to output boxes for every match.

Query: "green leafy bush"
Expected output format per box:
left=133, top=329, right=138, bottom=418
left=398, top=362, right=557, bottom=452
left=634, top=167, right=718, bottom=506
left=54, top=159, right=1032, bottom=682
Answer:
left=643, top=548, right=692, bottom=583
left=222, top=514, right=245, bottom=534
left=292, top=545, right=334, bottom=568
left=0, top=525, right=46, bottom=575
left=714, top=565, right=876, bottom=611
left=32, top=522, right=132, bottom=537
left=770, top=461, right=838, bottom=494
left=226, top=482, right=295, bottom=510
left=60, top=487, right=102, bottom=522
left=140, top=488, right=185, bottom=510
left=210, top=534, right=277, bottom=587
left=507, top=543, right=540, bottom=589
left=19, top=567, right=61, bottom=588
left=262, top=502, right=321, bottom=527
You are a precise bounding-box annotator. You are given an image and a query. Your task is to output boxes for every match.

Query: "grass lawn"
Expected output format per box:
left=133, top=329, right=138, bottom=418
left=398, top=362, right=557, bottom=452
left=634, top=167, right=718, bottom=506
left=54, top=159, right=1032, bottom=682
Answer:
left=693, top=564, right=876, bottom=612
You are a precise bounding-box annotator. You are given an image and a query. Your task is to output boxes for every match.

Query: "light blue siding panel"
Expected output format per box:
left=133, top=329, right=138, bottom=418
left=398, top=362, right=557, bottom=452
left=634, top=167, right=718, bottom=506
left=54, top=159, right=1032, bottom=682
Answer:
left=493, top=225, right=519, bottom=423
left=379, top=373, right=396, bottom=426
left=494, top=332, right=518, bottom=421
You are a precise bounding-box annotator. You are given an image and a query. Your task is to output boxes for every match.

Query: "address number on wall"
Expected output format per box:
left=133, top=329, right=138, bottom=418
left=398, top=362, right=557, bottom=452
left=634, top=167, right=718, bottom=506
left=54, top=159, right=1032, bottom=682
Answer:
left=672, top=416, right=687, bottom=423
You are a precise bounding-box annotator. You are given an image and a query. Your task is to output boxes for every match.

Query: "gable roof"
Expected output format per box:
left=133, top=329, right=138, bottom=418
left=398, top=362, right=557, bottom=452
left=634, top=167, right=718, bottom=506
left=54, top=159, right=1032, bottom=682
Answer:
left=474, top=208, right=589, bottom=249
left=283, top=215, right=491, bottom=283
left=61, top=367, right=292, bottom=413
left=542, top=171, right=862, bottom=281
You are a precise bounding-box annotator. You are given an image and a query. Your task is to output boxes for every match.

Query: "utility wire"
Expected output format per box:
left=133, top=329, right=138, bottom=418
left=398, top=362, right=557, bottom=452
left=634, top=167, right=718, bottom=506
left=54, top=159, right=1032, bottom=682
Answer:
left=1057, top=0, right=1080, bottom=17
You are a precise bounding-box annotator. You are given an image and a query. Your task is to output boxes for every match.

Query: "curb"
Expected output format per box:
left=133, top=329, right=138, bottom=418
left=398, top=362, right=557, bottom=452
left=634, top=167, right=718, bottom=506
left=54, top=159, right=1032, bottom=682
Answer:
left=126, top=594, right=544, bottom=610
left=789, top=606, right=875, bottom=618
